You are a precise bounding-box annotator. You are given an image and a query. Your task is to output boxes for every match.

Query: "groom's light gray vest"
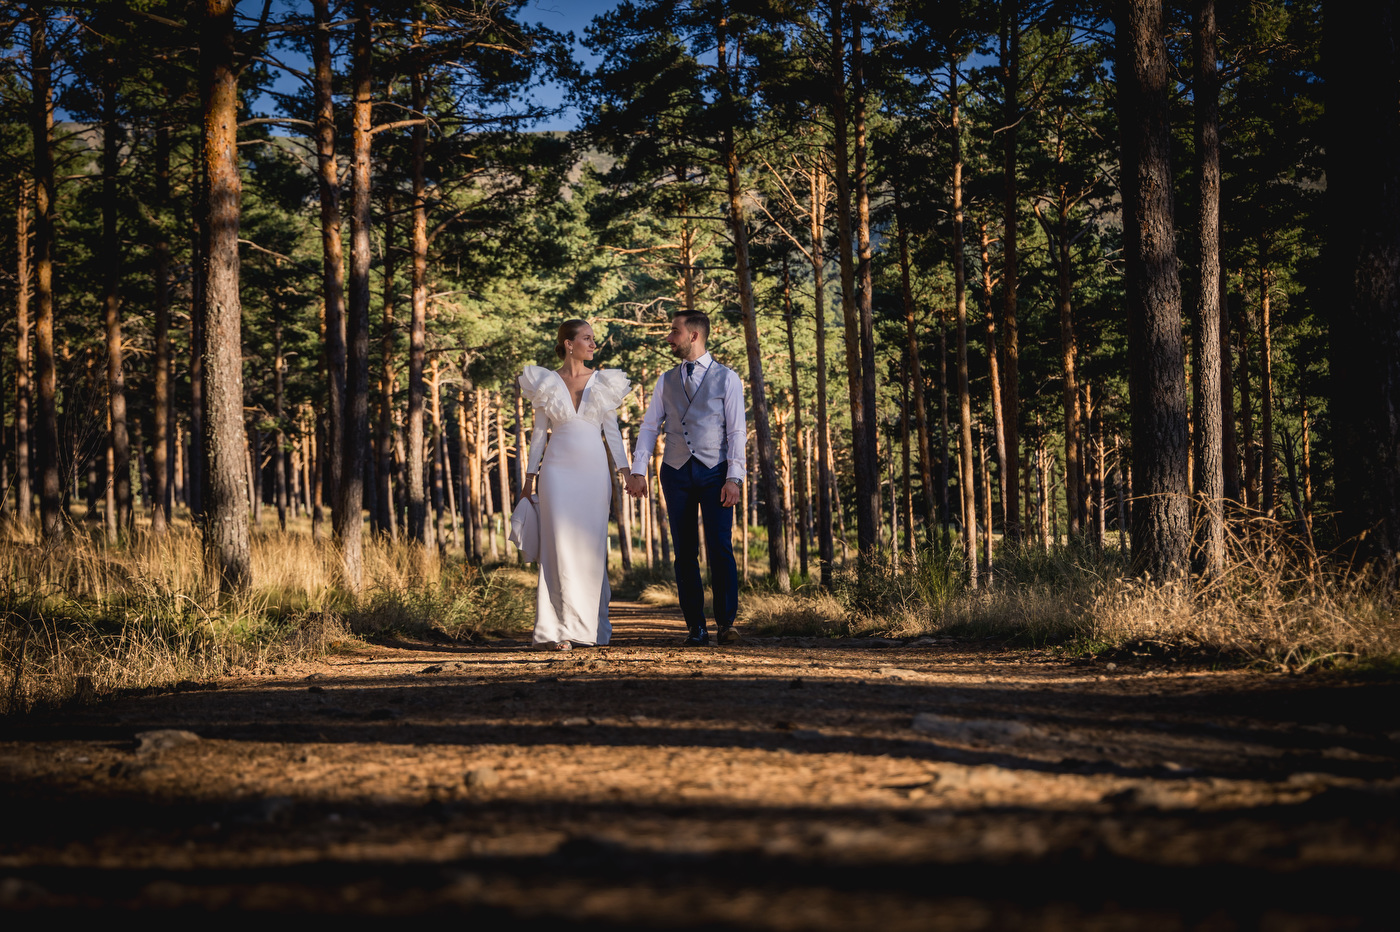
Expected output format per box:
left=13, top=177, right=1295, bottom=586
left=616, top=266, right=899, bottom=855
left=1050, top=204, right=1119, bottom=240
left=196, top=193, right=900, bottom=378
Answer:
left=662, top=361, right=730, bottom=470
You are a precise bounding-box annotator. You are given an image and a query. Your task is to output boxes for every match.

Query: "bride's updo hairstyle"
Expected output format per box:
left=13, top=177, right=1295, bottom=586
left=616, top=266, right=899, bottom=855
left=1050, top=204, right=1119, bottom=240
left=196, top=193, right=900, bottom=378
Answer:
left=555, top=318, right=590, bottom=359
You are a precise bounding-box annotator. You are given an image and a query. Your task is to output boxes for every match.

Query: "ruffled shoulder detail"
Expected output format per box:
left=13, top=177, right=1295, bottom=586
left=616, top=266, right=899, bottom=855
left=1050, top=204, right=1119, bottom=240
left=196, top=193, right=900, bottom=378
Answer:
left=587, top=368, right=631, bottom=413
left=518, top=365, right=572, bottom=424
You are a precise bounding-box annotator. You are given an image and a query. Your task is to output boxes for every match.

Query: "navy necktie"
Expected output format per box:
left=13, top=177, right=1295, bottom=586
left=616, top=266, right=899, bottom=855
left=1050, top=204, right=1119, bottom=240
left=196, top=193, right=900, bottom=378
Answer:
left=685, top=361, right=696, bottom=382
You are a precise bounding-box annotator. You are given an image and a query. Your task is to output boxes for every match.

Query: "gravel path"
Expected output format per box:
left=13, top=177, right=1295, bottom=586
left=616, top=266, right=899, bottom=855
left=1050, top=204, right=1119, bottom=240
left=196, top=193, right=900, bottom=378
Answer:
left=2, top=601, right=1398, bottom=927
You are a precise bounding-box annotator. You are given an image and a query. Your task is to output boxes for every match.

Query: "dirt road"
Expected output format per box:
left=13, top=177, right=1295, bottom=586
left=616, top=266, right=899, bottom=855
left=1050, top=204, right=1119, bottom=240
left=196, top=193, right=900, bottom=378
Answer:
left=2, top=602, right=1398, bottom=927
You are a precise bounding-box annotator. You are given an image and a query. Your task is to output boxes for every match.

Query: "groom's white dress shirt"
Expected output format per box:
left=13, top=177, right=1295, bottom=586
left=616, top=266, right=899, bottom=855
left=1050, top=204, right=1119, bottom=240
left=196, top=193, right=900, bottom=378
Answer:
left=630, top=352, right=747, bottom=483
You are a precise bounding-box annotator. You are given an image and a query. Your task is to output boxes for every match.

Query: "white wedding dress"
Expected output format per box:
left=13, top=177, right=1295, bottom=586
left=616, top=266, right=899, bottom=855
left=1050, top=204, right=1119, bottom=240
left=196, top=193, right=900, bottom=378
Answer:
left=518, top=365, right=630, bottom=646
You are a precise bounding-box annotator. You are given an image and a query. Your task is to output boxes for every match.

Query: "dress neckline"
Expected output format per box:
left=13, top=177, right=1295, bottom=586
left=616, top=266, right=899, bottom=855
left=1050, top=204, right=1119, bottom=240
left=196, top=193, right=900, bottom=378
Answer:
left=553, top=368, right=596, bottom=413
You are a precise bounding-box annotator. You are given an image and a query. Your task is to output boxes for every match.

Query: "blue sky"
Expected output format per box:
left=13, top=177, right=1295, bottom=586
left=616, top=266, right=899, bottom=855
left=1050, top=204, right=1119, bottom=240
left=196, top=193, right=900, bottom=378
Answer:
left=252, top=0, right=621, bottom=132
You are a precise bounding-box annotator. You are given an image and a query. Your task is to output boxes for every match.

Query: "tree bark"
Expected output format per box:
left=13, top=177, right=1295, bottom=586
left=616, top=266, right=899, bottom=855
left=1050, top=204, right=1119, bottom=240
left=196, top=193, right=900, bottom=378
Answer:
left=719, top=14, right=788, bottom=591
left=978, top=221, right=1007, bottom=530
left=895, top=185, right=937, bottom=548
left=15, top=176, right=32, bottom=527
left=406, top=25, right=431, bottom=549
left=273, top=320, right=288, bottom=531
left=336, top=0, right=374, bottom=589
left=1239, top=295, right=1256, bottom=509
left=152, top=126, right=172, bottom=534
left=782, top=261, right=809, bottom=577
left=851, top=4, right=880, bottom=558
left=829, top=0, right=875, bottom=565
left=1220, top=273, right=1240, bottom=503
left=101, top=58, right=131, bottom=533
left=1115, top=0, right=1192, bottom=577
left=378, top=193, right=398, bottom=540
left=1192, top=0, right=1225, bottom=572
left=199, top=0, right=252, bottom=590
left=494, top=391, right=512, bottom=558
left=808, top=162, right=835, bottom=589
left=310, top=0, right=347, bottom=527
left=951, top=62, right=978, bottom=587
left=30, top=5, right=61, bottom=540
left=999, top=0, right=1023, bottom=543
left=1259, top=264, right=1276, bottom=517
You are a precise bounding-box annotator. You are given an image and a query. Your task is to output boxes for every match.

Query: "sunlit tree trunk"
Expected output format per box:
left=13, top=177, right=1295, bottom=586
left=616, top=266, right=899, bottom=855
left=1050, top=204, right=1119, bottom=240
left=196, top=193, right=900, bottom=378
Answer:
left=152, top=127, right=172, bottom=535
left=101, top=57, right=130, bottom=533
left=311, top=0, right=346, bottom=525
left=999, top=0, right=1023, bottom=543
left=951, top=62, right=978, bottom=587
left=808, top=163, right=835, bottom=589
left=494, top=391, right=512, bottom=558
left=199, top=0, right=252, bottom=590
left=15, top=176, right=32, bottom=527
left=719, top=13, right=788, bottom=591
left=978, top=221, right=1007, bottom=529
left=1192, top=0, right=1225, bottom=572
left=829, top=0, right=874, bottom=565
left=407, top=23, right=430, bottom=548
left=378, top=195, right=398, bottom=540
left=30, top=5, right=61, bottom=540
left=782, top=261, right=809, bottom=577
left=338, top=0, right=373, bottom=589
left=851, top=4, right=880, bottom=559
left=895, top=185, right=937, bottom=547
left=273, top=320, right=288, bottom=531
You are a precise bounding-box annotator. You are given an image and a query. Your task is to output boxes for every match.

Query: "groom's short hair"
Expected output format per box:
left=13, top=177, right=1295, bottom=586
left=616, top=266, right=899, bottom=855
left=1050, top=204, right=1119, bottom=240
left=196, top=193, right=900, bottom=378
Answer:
left=673, top=310, right=710, bottom=342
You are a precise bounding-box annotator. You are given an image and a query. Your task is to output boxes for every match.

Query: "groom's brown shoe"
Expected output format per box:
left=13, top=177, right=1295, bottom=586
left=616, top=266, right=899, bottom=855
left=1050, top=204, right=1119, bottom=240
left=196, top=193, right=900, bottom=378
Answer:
left=716, top=626, right=742, bottom=646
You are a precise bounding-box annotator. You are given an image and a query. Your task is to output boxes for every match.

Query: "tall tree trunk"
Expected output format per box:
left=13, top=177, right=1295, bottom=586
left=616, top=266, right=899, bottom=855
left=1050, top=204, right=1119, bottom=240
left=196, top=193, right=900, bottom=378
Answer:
left=808, top=162, right=835, bottom=589
left=1239, top=297, right=1256, bottom=509
left=782, top=261, right=809, bottom=577
left=337, top=0, right=374, bottom=589
left=15, top=176, right=32, bottom=527
left=494, top=391, right=512, bottom=558
left=1116, top=0, right=1192, bottom=577
left=901, top=356, right=915, bottom=559
left=951, top=62, right=978, bottom=587
left=406, top=33, right=430, bottom=549
left=978, top=221, right=1008, bottom=529
left=273, top=320, right=288, bottom=531
left=101, top=60, right=131, bottom=533
left=938, top=313, right=950, bottom=542
left=999, top=0, right=1023, bottom=543
left=829, top=0, right=875, bottom=565
left=1259, top=264, right=1276, bottom=517
left=851, top=5, right=880, bottom=558
left=378, top=195, right=398, bottom=540
left=311, top=0, right=346, bottom=524
left=1192, top=0, right=1225, bottom=572
left=189, top=156, right=206, bottom=521
left=895, top=184, right=937, bottom=547
left=1046, top=188, right=1081, bottom=538
left=30, top=5, right=61, bottom=540
left=1220, top=273, right=1239, bottom=503
left=152, top=126, right=172, bottom=534
left=199, top=0, right=251, bottom=590
left=718, top=14, right=788, bottom=591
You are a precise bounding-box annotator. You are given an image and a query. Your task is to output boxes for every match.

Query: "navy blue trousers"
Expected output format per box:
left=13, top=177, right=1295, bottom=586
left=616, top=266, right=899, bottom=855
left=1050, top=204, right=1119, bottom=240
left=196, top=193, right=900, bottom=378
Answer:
left=660, top=456, right=738, bottom=632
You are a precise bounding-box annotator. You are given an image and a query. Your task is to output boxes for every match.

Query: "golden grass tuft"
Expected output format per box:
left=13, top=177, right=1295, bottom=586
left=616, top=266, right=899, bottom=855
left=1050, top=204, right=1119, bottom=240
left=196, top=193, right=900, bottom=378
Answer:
left=0, top=521, right=535, bottom=714
left=738, top=517, right=1400, bottom=669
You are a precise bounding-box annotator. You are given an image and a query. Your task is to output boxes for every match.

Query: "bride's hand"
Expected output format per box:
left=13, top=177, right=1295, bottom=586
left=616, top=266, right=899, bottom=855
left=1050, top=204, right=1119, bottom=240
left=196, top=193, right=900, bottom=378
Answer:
left=517, top=475, right=536, bottom=505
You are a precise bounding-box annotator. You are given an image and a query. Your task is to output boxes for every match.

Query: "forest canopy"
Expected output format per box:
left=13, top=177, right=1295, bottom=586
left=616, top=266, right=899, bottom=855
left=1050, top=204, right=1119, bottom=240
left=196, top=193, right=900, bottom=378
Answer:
left=2, top=0, right=1393, bottom=600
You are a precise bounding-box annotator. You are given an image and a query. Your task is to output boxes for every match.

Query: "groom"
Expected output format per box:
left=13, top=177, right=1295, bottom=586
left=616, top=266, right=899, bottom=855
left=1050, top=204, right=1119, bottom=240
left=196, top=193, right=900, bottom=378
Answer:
left=626, top=311, right=745, bottom=646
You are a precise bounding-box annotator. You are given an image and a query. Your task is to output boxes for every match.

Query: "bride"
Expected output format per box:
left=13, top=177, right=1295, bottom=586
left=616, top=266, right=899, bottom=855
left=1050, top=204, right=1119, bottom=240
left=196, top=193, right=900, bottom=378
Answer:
left=517, top=319, right=631, bottom=650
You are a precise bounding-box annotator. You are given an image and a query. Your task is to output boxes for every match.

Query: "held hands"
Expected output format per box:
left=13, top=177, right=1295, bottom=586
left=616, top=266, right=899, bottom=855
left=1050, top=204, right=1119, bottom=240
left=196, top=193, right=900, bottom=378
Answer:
left=720, top=480, right=741, bottom=508
left=624, top=472, right=648, bottom=499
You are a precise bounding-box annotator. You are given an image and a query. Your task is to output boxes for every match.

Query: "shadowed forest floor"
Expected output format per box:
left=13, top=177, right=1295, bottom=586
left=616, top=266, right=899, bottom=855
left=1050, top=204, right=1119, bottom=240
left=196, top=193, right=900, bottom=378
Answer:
left=1, top=601, right=1398, bottom=927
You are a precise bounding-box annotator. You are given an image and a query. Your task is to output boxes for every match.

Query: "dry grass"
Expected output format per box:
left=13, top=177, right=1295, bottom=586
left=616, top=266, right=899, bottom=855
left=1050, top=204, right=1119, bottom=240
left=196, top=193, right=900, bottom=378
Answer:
left=738, top=518, right=1400, bottom=670
left=0, top=521, right=535, bottom=714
